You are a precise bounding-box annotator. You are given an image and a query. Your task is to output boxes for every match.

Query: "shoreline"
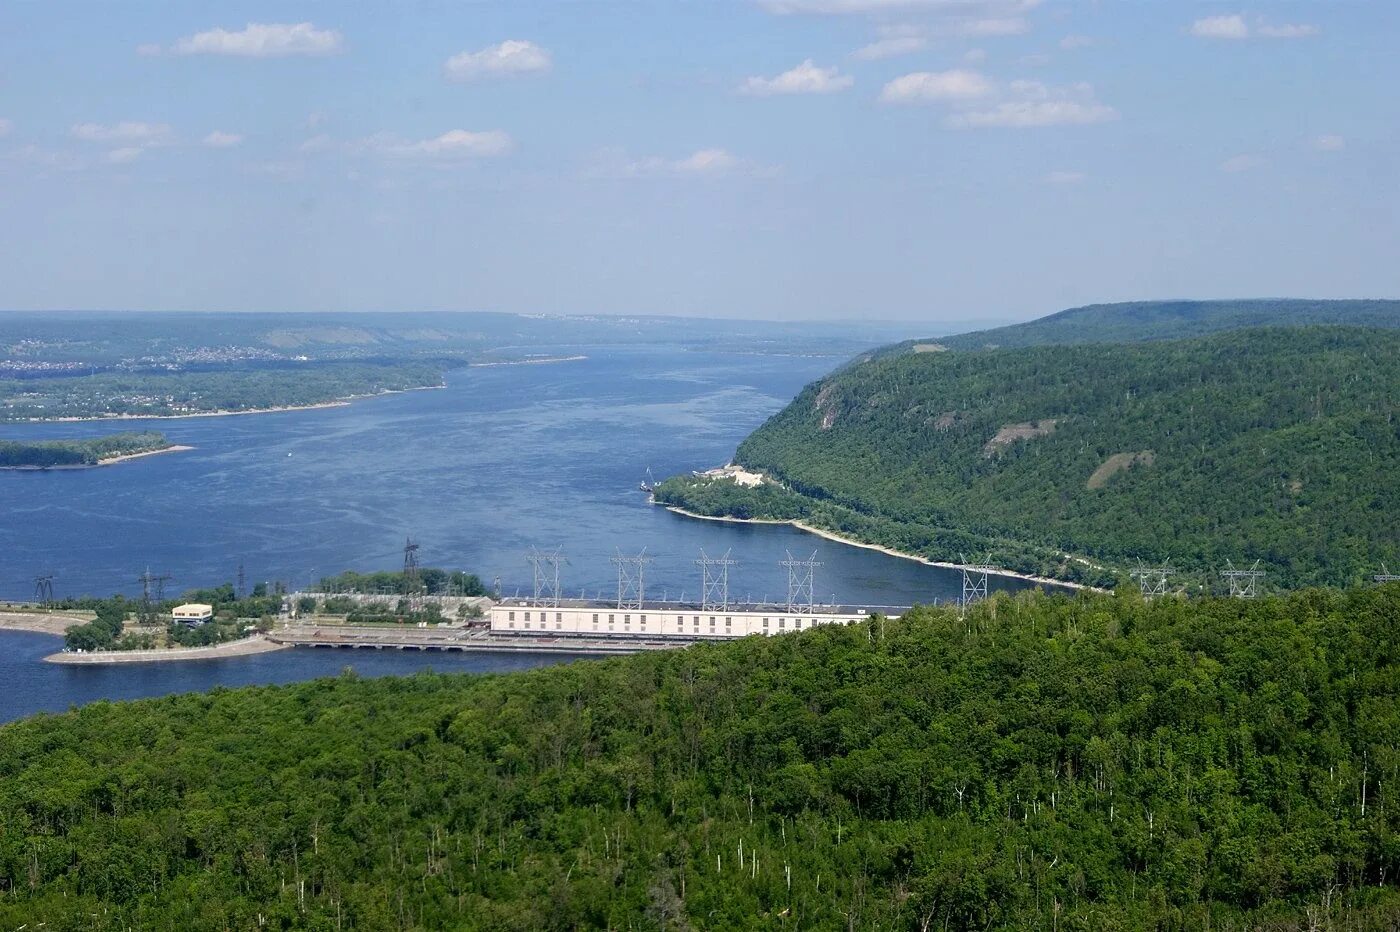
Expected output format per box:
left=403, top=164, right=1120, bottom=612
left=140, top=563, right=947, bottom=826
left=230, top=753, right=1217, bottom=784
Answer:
left=657, top=502, right=1102, bottom=592
left=43, top=634, right=288, bottom=664
left=468, top=354, right=587, bottom=368
left=0, top=612, right=90, bottom=636
left=12, top=384, right=445, bottom=424
left=96, top=444, right=194, bottom=466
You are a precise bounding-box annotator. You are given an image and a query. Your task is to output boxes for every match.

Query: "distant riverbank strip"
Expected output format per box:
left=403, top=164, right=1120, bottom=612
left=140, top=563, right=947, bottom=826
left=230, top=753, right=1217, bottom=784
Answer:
left=657, top=502, right=1100, bottom=592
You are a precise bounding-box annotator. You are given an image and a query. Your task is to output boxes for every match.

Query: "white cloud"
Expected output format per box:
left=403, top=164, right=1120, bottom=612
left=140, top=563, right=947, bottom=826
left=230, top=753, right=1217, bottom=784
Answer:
left=1045, top=170, right=1085, bottom=184
left=1191, top=14, right=1317, bottom=40
left=0, top=118, right=10, bottom=137
left=1257, top=22, right=1317, bottom=38
left=954, top=98, right=1115, bottom=127
left=1312, top=134, right=1345, bottom=151
left=136, top=42, right=162, bottom=56
left=1059, top=34, right=1094, bottom=50
left=948, top=80, right=1117, bottom=127
left=851, top=36, right=927, bottom=60
left=1220, top=154, right=1263, bottom=172
left=71, top=122, right=174, bottom=145
left=169, top=22, right=343, bottom=57
left=1191, top=14, right=1250, bottom=39
left=365, top=129, right=514, bottom=160
left=881, top=69, right=994, bottom=103
left=106, top=147, right=145, bottom=165
left=963, top=48, right=988, bottom=63
left=445, top=40, right=551, bottom=80
left=600, top=147, right=757, bottom=179
left=202, top=131, right=243, bottom=148
left=958, top=17, right=1027, bottom=36
left=742, top=60, right=853, bottom=95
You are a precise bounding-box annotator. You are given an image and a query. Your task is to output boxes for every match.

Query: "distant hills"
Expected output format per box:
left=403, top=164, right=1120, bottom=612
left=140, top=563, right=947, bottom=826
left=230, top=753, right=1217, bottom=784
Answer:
left=871, top=298, right=1400, bottom=357
left=658, top=301, right=1400, bottom=589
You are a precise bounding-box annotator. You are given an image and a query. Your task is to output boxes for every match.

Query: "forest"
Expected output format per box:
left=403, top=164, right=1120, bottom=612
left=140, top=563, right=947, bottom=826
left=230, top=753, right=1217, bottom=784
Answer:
left=0, top=430, right=172, bottom=468
left=2, top=585, right=1399, bottom=929
left=659, top=326, right=1399, bottom=590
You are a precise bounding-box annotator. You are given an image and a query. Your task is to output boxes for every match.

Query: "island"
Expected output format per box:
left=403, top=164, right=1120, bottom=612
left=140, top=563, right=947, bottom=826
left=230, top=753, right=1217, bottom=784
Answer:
left=0, top=430, right=188, bottom=469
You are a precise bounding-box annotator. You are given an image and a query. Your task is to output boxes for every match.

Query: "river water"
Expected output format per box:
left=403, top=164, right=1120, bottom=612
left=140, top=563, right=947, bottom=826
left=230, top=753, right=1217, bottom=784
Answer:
left=1, top=344, right=1044, bottom=723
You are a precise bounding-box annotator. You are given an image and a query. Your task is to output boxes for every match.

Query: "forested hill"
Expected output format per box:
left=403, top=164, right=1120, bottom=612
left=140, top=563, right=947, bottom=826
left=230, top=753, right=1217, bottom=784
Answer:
left=880, top=298, right=1400, bottom=355
left=3, top=586, right=1400, bottom=929
left=658, top=326, right=1398, bottom=588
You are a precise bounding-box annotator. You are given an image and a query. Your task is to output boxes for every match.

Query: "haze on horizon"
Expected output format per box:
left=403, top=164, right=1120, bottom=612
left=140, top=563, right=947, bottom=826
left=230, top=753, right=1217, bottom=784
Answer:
left=1, top=1, right=1396, bottom=324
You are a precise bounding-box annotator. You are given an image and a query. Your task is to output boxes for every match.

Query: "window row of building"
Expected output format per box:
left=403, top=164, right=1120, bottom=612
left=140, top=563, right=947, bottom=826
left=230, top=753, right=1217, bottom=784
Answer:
left=488, top=603, right=883, bottom=640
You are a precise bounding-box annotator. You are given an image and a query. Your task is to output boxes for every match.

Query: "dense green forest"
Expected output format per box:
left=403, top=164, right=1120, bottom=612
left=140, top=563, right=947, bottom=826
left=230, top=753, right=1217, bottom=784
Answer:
left=0, top=361, right=446, bottom=421
left=880, top=298, right=1400, bottom=355
left=317, top=568, right=488, bottom=598
left=3, top=586, right=1399, bottom=929
left=658, top=327, right=1399, bottom=589
left=0, top=430, right=171, bottom=467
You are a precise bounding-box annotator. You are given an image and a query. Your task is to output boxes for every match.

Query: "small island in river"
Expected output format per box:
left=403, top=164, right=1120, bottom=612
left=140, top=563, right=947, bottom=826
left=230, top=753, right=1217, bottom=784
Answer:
left=0, top=431, right=189, bottom=469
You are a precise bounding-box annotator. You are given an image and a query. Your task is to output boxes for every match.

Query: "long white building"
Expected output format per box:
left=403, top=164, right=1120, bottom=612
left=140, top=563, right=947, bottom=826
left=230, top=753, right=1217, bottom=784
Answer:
left=488, top=597, right=901, bottom=641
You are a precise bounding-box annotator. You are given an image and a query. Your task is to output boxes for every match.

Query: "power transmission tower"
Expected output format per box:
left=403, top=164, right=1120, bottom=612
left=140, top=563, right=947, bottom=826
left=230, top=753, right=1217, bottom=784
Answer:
left=781, top=550, right=821, bottom=613
left=696, top=549, right=736, bottom=611
left=1221, top=559, right=1265, bottom=598
left=33, top=574, right=54, bottom=609
left=1130, top=561, right=1171, bottom=598
left=236, top=561, right=246, bottom=599
left=137, top=567, right=170, bottom=623
left=960, top=554, right=994, bottom=609
left=402, top=537, right=421, bottom=592
left=611, top=548, right=653, bottom=610
left=525, top=546, right=566, bottom=606
left=1375, top=564, right=1400, bottom=584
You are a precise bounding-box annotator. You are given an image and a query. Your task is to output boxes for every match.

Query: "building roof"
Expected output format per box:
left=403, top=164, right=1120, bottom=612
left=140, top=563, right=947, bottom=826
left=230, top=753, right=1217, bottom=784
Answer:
left=172, top=603, right=214, bottom=614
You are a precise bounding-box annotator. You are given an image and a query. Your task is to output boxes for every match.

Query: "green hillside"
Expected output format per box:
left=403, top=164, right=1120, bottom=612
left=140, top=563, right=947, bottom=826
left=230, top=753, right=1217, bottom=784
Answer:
left=874, top=299, right=1400, bottom=357
left=3, top=587, right=1400, bottom=929
left=657, top=326, right=1399, bottom=588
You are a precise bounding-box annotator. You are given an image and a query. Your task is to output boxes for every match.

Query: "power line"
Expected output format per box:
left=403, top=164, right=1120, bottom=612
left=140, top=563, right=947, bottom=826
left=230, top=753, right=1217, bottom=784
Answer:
left=960, top=553, right=995, bottom=610
left=525, top=546, right=566, bottom=607
left=33, top=574, right=54, bottom=609
left=1221, top=559, right=1265, bottom=599
left=611, top=548, right=653, bottom=610
left=781, top=550, right=821, bottom=613
left=696, top=548, right=737, bottom=612
left=1129, top=561, right=1171, bottom=598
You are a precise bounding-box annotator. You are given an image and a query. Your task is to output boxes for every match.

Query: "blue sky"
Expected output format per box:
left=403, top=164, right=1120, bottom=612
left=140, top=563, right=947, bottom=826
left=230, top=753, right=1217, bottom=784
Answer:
left=0, top=1, right=1396, bottom=323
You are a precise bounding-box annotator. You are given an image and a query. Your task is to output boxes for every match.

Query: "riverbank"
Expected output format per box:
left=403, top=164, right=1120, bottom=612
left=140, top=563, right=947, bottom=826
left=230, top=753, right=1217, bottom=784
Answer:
left=44, top=634, right=287, bottom=664
left=658, top=502, right=1103, bottom=592
left=18, top=384, right=446, bottom=424
left=468, top=354, right=587, bottom=368
left=0, top=444, right=195, bottom=470
left=0, top=611, right=89, bottom=636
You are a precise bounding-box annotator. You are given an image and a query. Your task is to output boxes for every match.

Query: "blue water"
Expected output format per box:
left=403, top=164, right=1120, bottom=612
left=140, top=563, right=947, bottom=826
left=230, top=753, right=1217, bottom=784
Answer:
left=0, top=345, right=1045, bottom=722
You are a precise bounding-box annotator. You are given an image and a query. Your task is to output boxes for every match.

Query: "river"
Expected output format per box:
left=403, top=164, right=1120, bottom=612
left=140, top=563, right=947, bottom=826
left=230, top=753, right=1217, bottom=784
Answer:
left=1, top=344, right=1046, bottom=722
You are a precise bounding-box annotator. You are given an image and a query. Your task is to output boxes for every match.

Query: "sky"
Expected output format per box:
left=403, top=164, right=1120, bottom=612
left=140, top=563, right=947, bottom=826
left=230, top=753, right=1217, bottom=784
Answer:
left=0, top=1, right=1396, bottom=324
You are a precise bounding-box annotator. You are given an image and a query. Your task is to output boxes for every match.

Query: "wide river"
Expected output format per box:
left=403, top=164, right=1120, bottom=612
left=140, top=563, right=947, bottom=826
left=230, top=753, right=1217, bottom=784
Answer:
left=1, top=344, right=1045, bottom=722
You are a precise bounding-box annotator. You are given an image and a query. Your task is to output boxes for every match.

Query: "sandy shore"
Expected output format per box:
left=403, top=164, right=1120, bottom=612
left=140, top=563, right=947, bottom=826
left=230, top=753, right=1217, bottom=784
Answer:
left=25, top=384, right=445, bottom=424
left=96, top=444, right=194, bottom=465
left=658, top=503, right=1103, bottom=592
left=44, top=634, right=288, bottom=664
left=0, top=611, right=90, bottom=636
left=468, top=355, right=587, bottom=368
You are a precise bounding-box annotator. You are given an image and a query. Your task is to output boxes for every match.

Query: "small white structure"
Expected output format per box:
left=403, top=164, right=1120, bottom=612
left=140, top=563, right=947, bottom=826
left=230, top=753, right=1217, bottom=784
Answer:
left=171, top=603, right=214, bottom=626
left=489, top=598, right=898, bottom=641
